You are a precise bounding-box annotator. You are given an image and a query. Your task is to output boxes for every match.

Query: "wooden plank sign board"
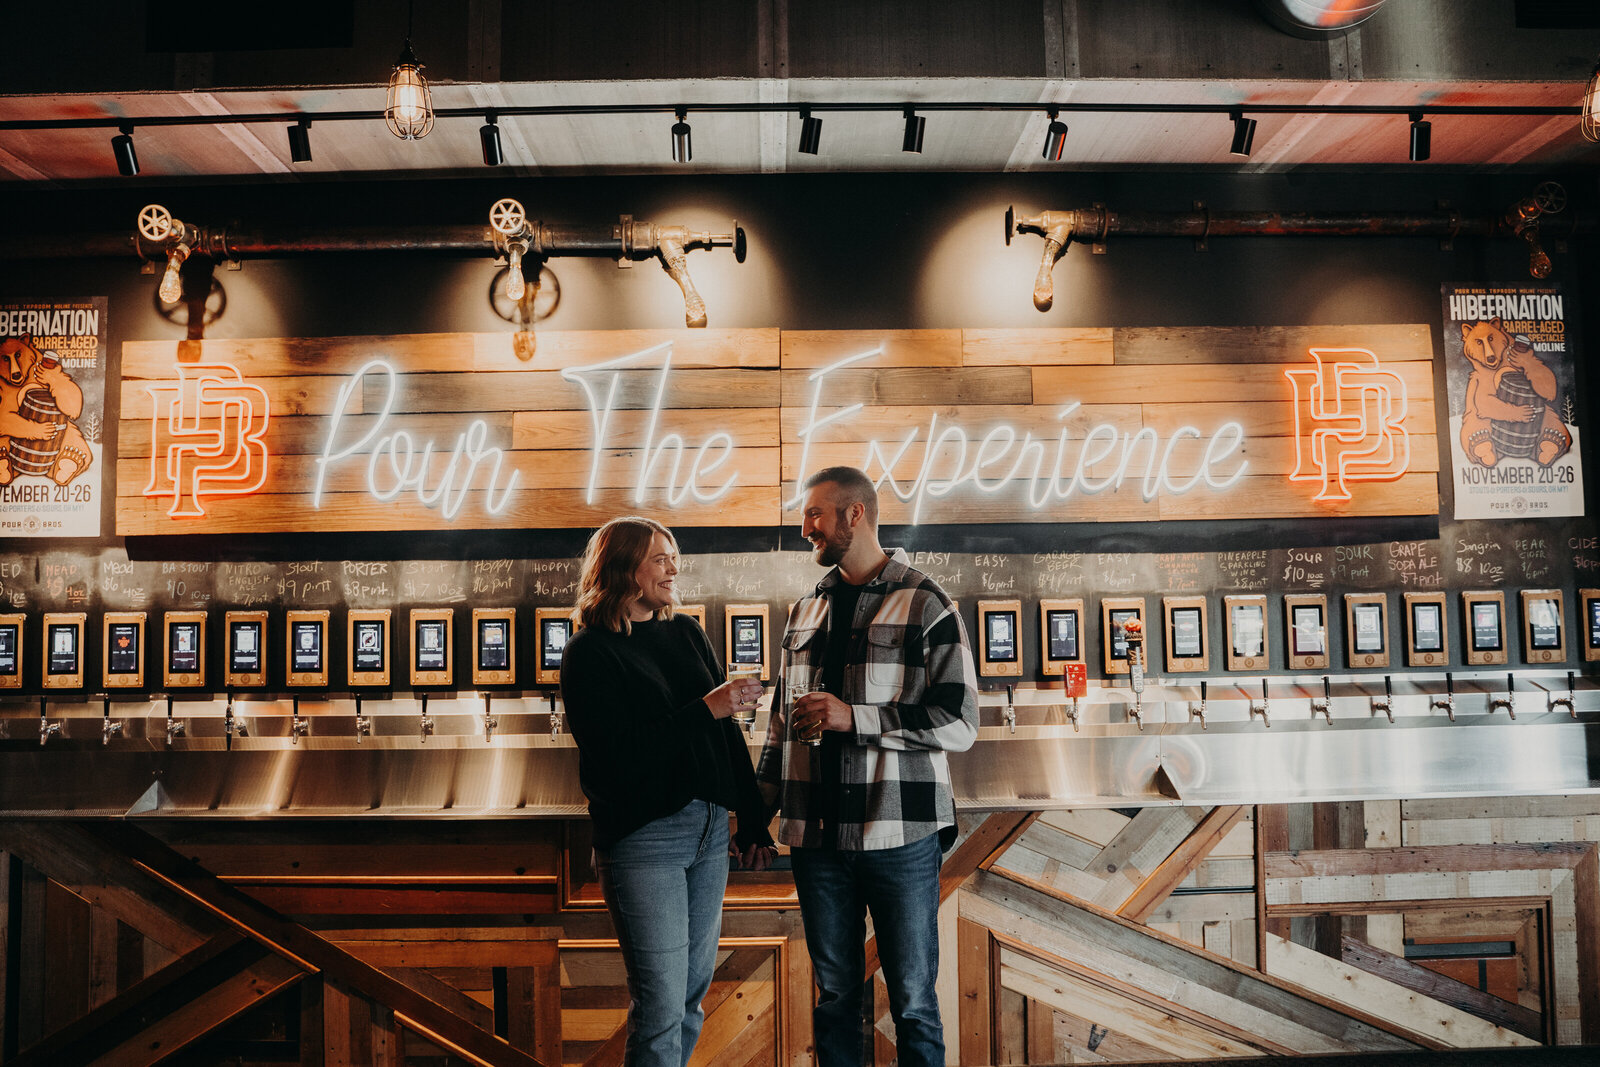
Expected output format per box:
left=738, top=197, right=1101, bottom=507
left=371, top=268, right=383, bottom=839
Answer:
left=1520, top=589, right=1566, bottom=664
left=116, top=325, right=1439, bottom=534
left=102, top=611, right=147, bottom=689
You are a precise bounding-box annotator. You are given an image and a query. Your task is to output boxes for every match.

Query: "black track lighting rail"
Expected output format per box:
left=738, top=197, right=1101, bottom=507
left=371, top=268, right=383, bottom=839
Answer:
left=0, top=100, right=1580, bottom=134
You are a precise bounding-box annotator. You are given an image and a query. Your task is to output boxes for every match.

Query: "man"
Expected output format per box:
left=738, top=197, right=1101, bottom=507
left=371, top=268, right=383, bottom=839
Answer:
left=755, top=466, right=978, bottom=1067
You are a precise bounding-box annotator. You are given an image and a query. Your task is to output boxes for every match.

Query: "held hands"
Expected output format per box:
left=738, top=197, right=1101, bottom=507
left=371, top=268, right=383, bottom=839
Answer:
left=704, top=678, right=764, bottom=720
left=790, top=690, right=851, bottom=742
left=730, top=842, right=776, bottom=871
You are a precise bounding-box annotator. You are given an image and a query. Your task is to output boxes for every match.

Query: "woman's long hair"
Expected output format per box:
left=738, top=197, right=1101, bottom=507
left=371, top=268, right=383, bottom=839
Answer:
left=573, top=517, right=678, bottom=633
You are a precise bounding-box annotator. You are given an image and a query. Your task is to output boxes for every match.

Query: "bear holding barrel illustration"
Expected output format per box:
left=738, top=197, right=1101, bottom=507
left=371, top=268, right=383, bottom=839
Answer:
left=0, top=334, right=93, bottom=486
left=1458, top=317, right=1571, bottom=468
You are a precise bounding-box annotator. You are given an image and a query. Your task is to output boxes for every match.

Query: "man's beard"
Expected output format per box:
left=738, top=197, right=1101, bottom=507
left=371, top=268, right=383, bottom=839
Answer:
left=813, top=524, right=852, bottom=566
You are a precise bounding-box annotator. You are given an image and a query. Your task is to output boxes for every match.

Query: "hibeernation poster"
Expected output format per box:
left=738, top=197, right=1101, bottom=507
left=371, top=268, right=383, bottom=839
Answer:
left=0, top=299, right=108, bottom=536
left=1441, top=283, right=1584, bottom=520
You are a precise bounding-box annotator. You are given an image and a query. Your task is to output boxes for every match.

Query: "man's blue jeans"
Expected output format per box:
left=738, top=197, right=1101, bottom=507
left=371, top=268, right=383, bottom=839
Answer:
left=595, top=800, right=730, bottom=1067
left=791, top=833, right=944, bottom=1067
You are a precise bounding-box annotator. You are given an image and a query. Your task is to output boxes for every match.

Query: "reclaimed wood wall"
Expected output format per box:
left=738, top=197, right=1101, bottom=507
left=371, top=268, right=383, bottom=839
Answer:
left=117, top=325, right=1439, bottom=535
left=2, top=796, right=1596, bottom=1065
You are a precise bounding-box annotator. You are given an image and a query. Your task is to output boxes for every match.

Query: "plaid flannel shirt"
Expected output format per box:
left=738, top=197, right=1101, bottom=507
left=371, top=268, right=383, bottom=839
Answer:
left=755, top=548, right=978, bottom=851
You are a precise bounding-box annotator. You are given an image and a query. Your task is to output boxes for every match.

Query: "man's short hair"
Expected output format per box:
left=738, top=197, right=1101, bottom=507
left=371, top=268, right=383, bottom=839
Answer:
left=802, top=466, right=878, bottom=527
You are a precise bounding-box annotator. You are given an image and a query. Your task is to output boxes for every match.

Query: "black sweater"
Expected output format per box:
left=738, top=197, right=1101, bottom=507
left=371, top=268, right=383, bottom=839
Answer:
left=560, top=613, right=772, bottom=850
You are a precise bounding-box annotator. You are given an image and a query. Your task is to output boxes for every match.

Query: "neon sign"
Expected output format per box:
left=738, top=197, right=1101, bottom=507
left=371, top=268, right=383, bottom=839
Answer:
left=314, top=359, right=521, bottom=520
left=561, top=342, right=738, bottom=506
left=144, top=362, right=270, bottom=518
left=1285, top=347, right=1409, bottom=502
left=788, top=347, right=1249, bottom=521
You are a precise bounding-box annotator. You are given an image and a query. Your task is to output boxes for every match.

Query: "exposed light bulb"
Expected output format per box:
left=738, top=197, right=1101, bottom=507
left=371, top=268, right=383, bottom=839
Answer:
left=158, top=251, right=184, bottom=303
left=506, top=245, right=526, bottom=301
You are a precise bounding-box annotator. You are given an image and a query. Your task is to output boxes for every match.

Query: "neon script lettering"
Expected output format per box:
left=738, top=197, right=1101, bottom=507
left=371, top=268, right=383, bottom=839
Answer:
left=313, top=359, right=520, bottom=519
left=787, top=348, right=1249, bottom=520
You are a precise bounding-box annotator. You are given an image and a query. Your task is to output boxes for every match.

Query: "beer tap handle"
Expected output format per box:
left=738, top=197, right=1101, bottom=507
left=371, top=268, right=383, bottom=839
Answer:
left=419, top=693, right=434, bottom=742
left=1250, top=678, right=1271, bottom=728
left=1193, top=679, right=1207, bottom=730
left=355, top=696, right=371, bottom=744
left=1311, top=674, right=1332, bottom=724
left=483, top=692, right=498, bottom=743
left=1004, top=683, right=1016, bottom=734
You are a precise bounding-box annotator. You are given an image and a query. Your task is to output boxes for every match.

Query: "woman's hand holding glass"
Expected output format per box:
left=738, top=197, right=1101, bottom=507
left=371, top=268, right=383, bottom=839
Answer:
left=705, top=677, right=764, bottom=721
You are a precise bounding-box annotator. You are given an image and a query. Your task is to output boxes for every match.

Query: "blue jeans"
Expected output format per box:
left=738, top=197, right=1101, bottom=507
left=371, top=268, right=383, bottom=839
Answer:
left=595, top=800, right=730, bottom=1067
left=791, top=833, right=944, bottom=1067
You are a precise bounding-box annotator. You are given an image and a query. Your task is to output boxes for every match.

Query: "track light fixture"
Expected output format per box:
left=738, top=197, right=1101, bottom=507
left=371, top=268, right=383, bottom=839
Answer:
left=798, top=108, right=823, bottom=155
left=1229, top=111, right=1256, bottom=157
left=111, top=125, right=138, bottom=177
left=902, top=109, right=926, bottom=153
left=1582, top=57, right=1599, bottom=142
left=287, top=120, right=312, bottom=163
left=480, top=112, right=503, bottom=166
left=1409, top=111, right=1431, bottom=162
left=671, top=108, right=692, bottom=163
left=1042, top=109, right=1068, bottom=161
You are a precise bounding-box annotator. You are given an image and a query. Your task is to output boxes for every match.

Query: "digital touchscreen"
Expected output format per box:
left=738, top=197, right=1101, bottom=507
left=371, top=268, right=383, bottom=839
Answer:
left=47, top=623, right=78, bottom=675
left=230, top=620, right=261, bottom=673
left=1046, top=609, right=1078, bottom=660
left=415, top=620, right=447, bottom=671
left=107, top=622, right=141, bottom=675
left=984, top=611, right=1018, bottom=662
left=1528, top=599, right=1561, bottom=650
left=1109, top=609, right=1139, bottom=660
left=540, top=618, right=570, bottom=671
left=1351, top=603, right=1384, bottom=654
left=1471, top=602, right=1503, bottom=652
left=1291, top=605, right=1324, bottom=655
left=168, top=621, right=200, bottom=673
left=1589, top=598, right=1600, bottom=651
left=353, top=620, right=385, bottom=673
left=731, top=615, right=763, bottom=666
left=291, top=620, right=323, bottom=672
left=0, top=623, right=17, bottom=676
left=1410, top=602, right=1444, bottom=654
left=477, top=617, right=509, bottom=671
left=1171, top=607, right=1203, bottom=658
left=1231, top=604, right=1264, bottom=657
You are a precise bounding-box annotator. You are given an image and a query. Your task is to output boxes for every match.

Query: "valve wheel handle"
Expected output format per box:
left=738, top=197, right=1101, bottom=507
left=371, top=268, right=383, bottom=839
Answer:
left=138, top=204, right=174, bottom=241
left=1533, top=181, right=1567, bottom=216
left=489, top=198, right=527, bottom=235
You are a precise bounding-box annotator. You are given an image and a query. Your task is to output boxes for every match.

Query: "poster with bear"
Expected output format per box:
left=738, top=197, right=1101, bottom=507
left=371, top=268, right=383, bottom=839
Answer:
left=0, top=299, right=107, bottom=537
left=1442, top=284, right=1583, bottom=520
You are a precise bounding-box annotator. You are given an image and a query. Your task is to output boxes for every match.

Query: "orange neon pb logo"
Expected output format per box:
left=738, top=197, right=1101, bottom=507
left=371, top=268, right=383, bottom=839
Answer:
left=143, top=362, right=271, bottom=518
left=1284, top=347, right=1409, bottom=503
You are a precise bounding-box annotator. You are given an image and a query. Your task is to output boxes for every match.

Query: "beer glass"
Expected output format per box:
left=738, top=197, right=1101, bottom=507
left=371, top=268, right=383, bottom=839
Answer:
left=727, top=661, right=761, bottom=727
left=787, top=669, right=825, bottom=746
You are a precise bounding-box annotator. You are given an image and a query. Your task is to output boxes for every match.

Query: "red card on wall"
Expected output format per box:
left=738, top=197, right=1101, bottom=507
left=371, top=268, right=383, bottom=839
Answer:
left=1064, top=662, right=1087, bottom=698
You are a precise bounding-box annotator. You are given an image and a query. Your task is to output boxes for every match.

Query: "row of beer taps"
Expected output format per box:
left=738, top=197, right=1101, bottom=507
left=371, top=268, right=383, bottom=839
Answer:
left=996, top=667, right=1581, bottom=733
left=30, top=691, right=567, bottom=748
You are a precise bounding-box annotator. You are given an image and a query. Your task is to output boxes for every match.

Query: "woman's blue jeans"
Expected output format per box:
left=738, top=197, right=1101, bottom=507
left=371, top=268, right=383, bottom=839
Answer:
left=791, top=833, right=945, bottom=1067
left=595, top=800, right=730, bottom=1067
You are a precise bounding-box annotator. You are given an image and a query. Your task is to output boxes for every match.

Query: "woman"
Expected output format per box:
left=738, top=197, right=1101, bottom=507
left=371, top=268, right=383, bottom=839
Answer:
left=561, top=516, right=775, bottom=1067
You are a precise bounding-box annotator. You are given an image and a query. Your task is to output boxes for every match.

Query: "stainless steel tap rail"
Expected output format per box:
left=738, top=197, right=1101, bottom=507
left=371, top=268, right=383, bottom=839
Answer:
left=0, top=669, right=1597, bottom=817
